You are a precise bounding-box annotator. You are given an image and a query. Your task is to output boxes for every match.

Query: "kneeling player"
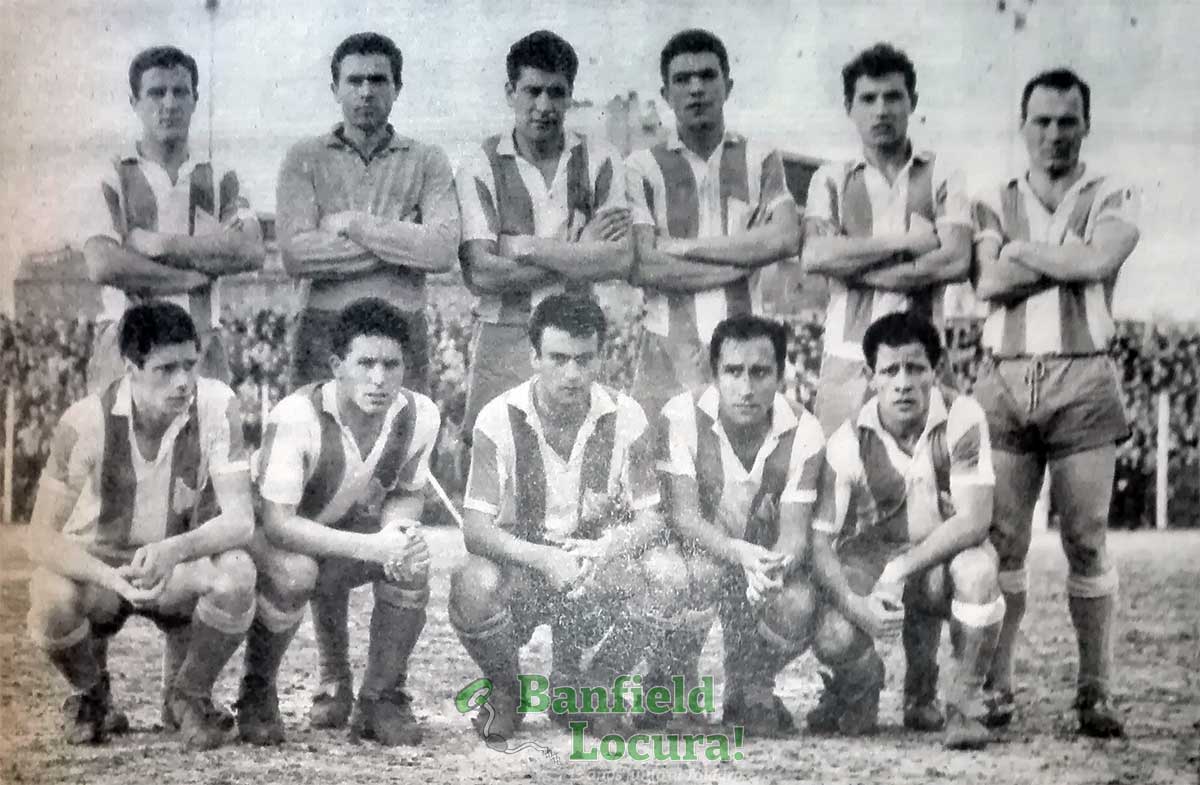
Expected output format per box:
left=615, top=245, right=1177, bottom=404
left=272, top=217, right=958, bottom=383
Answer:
left=808, top=311, right=1004, bottom=749
left=643, top=314, right=826, bottom=737
left=237, top=299, right=438, bottom=746
left=27, top=302, right=256, bottom=750
left=450, top=295, right=671, bottom=741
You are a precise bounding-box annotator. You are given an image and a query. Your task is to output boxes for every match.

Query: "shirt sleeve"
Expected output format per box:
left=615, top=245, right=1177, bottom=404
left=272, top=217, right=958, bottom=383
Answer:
left=972, top=190, right=1005, bottom=246
left=946, top=397, right=995, bottom=491
left=935, top=166, right=972, bottom=229
left=256, top=397, right=315, bottom=506
left=811, top=425, right=862, bottom=536
left=77, top=165, right=124, bottom=245
left=655, top=394, right=697, bottom=477
left=201, top=380, right=250, bottom=476
left=395, top=395, right=441, bottom=492
left=1093, top=180, right=1140, bottom=231
left=624, top=151, right=657, bottom=228
left=780, top=415, right=826, bottom=505
left=41, top=400, right=99, bottom=499
left=455, top=147, right=500, bottom=244
left=463, top=404, right=508, bottom=517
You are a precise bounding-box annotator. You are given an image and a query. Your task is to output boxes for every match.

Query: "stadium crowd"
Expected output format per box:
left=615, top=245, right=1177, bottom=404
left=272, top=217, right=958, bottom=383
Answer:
left=1, top=308, right=1196, bottom=526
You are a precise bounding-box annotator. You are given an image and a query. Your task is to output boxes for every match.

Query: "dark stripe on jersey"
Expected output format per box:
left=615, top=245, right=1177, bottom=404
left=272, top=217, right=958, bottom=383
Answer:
left=218, top=170, right=241, bottom=223
left=508, top=403, right=546, bottom=541
left=98, top=381, right=136, bottom=549
left=718, top=139, right=749, bottom=232
left=296, top=384, right=346, bottom=520
left=692, top=398, right=724, bottom=526
left=1066, top=180, right=1101, bottom=239
left=593, top=158, right=614, bottom=213
left=650, top=145, right=700, bottom=238
left=102, top=183, right=124, bottom=237
left=576, top=408, right=617, bottom=537
left=857, top=427, right=909, bottom=542
left=743, top=428, right=797, bottom=548
left=906, top=155, right=935, bottom=226
left=483, top=134, right=536, bottom=235
left=190, top=163, right=215, bottom=236
left=1058, top=286, right=1095, bottom=353
left=474, top=177, right=501, bottom=237
left=165, top=399, right=214, bottom=538
left=565, top=142, right=593, bottom=223
left=841, top=166, right=873, bottom=237
left=117, top=160, right=158, bottom=233
left=372, top=389, right=418, bottom=489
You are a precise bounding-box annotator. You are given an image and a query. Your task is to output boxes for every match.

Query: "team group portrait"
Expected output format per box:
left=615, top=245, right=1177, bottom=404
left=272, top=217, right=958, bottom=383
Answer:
left=0, top=2, right=1195, bottom=784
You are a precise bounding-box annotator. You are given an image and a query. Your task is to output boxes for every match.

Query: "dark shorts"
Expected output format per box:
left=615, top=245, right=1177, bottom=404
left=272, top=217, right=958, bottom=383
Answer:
left=287, top=307, right=429, bottom=394
left=972, top=354, right=1130, bottom=460
left=87, top=319, right=230, bottom=394
left=463, top=321, right=531, bottom=436
left=630, top=330, right=711, bottom=423
left=814, top=354, right=871, bottom=437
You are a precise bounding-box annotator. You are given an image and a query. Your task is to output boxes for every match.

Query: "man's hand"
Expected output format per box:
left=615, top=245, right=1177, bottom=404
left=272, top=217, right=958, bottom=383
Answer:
left=497, top=233, right=529, bottom=260
left=904, top=228, right=940, bottom=258
left=577, top=206, right=631, bottom=243
left=732, top=540, right=787, bottom=600
left=124, top=540, right=183, bottom=593
left=857, top=591, right=905, bottom=639
left=127, top=228, right=171, bottom=259
left=370, top=523, right=413, bottom=568
left=999, top=240, right=1029, bottom=266
left=558, top=531, right=613, bottom=563
left=539, top=548, right=588, bottom=592
left=382, top=522, right=429, bottom=582
left=111, top=565, right=169, bottom=608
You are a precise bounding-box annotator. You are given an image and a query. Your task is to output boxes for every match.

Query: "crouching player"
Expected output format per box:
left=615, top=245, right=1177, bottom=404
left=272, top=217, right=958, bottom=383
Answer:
left=807, top=311, right=1004, bottom=749
left=236, top=298, right=439, bottom=747
left=642, top=314, right=826, bottom=737
left=26, top=302, right=256, bottom=750
left=450, top=294, right=670, bottom=741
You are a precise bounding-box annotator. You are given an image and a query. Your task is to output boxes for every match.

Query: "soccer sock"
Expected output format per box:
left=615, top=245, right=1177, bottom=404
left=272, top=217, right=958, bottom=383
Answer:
left=903, top=610, right=944, bottom=708
left=38, top=620, right=101, bottom=692
left=662, top=609, right=714, bottom=696
left=450, top=605, right=520, bottom=696
left=1068, top=591, right=1116, bottom=696
left=550, top=617, right=585, bottom=692
left=173, top=597, right=254, bottom=698
left=948, top=597, right=1006, bottom=713
left=242, top=593, right=305, bottom=688
left=988, top=568, right=1028, bottom=693
left=359, top=580, right=429, bottom=700
left=162, top=626, right=191, bottom=699
left=589, top=614, right=655, bottom=692
left=311, top=589, right=352, bottom=688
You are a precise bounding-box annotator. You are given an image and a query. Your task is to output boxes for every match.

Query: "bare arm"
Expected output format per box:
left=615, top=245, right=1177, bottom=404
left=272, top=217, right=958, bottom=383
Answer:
left=127, top=217, right=265, bottom=278
left=1006, top=218, right=1140, bottom=284
left=504, top=210, right=634, bottom=283
left=855, top=224, right=972, bottom=292
left=458, top=239, right=561, bottom=295
left=669, top=202, right=801, bottom=270
left=974, top=236, right=1057, bottom=305
left=261, top=499, right=408, bottom=563
left=630, top=225, right=747, bottom=293
left=801, top=216, right=930, bottom=278
left=882, top=483, right=993, bottom=583
left=460, top=508, right=559, bottom=572
left=811, top=530, right=875, bottom=629
left=27, top=476, right=126, bottom=591
left=83, top=237, right=210, bottom=296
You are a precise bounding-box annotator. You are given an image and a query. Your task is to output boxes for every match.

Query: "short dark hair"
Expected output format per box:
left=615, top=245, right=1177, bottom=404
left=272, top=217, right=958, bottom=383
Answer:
left=331, top=32, right=403, bottom=86
left=506, top=30, right=578, bottom=87
left=330, top=298, right=409, bottom=358
left=841, top=42, right=917, bottom=109
left=118, top=301, right=199, bottom=368
left=862, top=311, right=943, bottom=370
left=709, top=315, right=789, bottom=379
left=528, top=294, right=606, bottom=354
left=660, top=28, right=730, bottom=84
left=129, top=46, right=199, bottom=98
left=1021, top=67, right=1091, bottom=126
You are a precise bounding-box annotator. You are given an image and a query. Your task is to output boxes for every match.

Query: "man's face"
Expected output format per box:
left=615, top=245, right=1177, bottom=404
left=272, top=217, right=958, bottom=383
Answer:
left=531, top=326, right=599, bottom=411
left=847, top=72, right=914, bottom=151
left=332, top=335, right=406, bottom=416
left=506, top=66, right=572, bottom=146
left=1022, top=85, right=1089, bottom=177
left=332, top=53, right=398, bottom=135
left=127, top=341, right=199, bottom=420
left=661, top=51, right=731, bottom=136
left=868, top=342, right=935, bottom=433
left=715, top=336, right=779, bottom=429
left=131, top=65, right=197, bottom=146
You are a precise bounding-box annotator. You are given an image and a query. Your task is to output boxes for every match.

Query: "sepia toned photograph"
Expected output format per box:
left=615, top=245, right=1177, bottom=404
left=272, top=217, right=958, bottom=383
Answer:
left=0, top=1, right=1196, bottom=783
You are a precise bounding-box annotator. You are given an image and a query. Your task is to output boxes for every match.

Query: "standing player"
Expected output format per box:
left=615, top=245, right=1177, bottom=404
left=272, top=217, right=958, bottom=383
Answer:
left=275, top=32, right=459, bottom=728
left=455, top=30, right=633, bottom=439
left=808, top=312, right=1004, bottom=750
left=973, top=68, right=1138, bottom=738
left=449, top=295, right=670, bottom=741
left=82, top=45, right=265, bottom=394
left=626, top=28, right=801, bottom=424
left=801, top=43, right=972, bottom=729
left=26, top=302, right=256, bottom=750
left=236, top=298, right=439, bottom=747
left=651, top=314, right=826, bottom=736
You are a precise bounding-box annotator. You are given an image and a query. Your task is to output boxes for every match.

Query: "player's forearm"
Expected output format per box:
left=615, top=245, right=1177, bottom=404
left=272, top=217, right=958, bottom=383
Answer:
left=461, top=245, right=561, bottom=293
left=167, top=472, right=255, bottom=561
left=672, top=512, right=742, bottom=567
left=345, top=215, right=458, bottom=274
left=600, top=508, right=664, bottom=563
left=83, top=237, right=209, bottom=294
left=772, top=504, right=811, bottom=564
left=512, top=235, right=633, bottom=283
left=801, top=234, right=909, bottom=278
left=855, top=236, right=970, bottom=292
left=1009, top=235, right=1136, bottom=284
left=279, top=229, right=381, bottom=280
left=382, top=493, right=424, bottom=526
left=633, top=249, right=747, bottom=292
left=461, top=512, right=557, bottom=572
left=974, top=244, right=1054, bottom=304
left=669, top=214, right=800, bottom=270
left=811, top=534, right=870, bottom=627
left=28, top=527, right=122, bottom=589
left=155, top=226, right=266, bottom=276
left=894, top=503, right=992, bottom=580
left=262, top=508, right=374, bottom=562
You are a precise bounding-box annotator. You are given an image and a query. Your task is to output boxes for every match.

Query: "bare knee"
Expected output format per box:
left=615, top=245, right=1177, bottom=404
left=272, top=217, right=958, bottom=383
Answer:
left=450, top=555, right=505, bottom=625
left=638, top=546, right=691, bottom=612
left=949, top=546, right=999, bottom=604
left=28, top=568, right=87, bottom=639
left=261, top=550, right=320, bottom=607
left=812, top=606, right=865, bottom=664
left=687, top=553, right=725, bottom=607
left=761, top=579, right=818, bottom=643
left=207, top=549, right=257, bottom=610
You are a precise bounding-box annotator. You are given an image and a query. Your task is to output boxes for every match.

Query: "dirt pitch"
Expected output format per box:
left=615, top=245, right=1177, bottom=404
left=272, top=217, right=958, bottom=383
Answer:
left=1, top=525, right=1197, bottom=785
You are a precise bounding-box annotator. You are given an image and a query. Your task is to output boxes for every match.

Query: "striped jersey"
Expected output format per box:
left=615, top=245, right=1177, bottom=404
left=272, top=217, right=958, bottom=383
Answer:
left=657, top=386, right=825, bottom=547
left=973, top=168, right=1139, bottom=356
left=805, top=149, right=971, bottom=361
left=40, top=377, right=248, bottom=562
left=815, top=388, right=994, bottom=544
left=256, top=381, right=440, bottom=525
left=455, top=129, right=625, bottom=325
left=81, top=145, right=255, bottom=328
left=627, top=129, right=795, bottom=345
left=464, top=379, right=659, bottom=541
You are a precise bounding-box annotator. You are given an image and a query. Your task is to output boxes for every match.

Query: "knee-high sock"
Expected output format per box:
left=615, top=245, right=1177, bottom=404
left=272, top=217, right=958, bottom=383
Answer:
left=450, top=605, right=520, bottom=697
left=162, top=626, right=191, bottom=698
left=1067, top=568, right=1119, bottom=694
left=360, top=581, right=429, bottom=699
left=948, top=597, right=1006, bottom=713
left=242, top=593, right=306, bottom=688
left=987, top=568, right=1028, bottom=692
left=903, top=610, right=944, bottom=707
left=311, top=590, right=351, bottom=687
left=36, top=620, right=101, bottom=692
left=174, top=597, right=255, bottom=698
left=646, top=608, right=714, bottom=697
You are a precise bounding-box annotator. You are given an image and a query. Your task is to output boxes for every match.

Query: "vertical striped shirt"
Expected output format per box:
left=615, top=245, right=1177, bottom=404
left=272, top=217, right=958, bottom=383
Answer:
left=627, top=129, right=795, bottom=345
left=256, top=381, right=440, bottom=525
left=455, top=129, right=625, bottom=324
left=464, top=380, right=659, bottom=541
left=40, top=377, right=248, bottom=561
left=81, top=146, right=255, bottom=328
left=805, top=149, right=971, bottom=360
left=815, top=389, right=993, bottom=544
left=973, top=168, right=1139, bottom=356
left=657, top=386, right=825, bottom=546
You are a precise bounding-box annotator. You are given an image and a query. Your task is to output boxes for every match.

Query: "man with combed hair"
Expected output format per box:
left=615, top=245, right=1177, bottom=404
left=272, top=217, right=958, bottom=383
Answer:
left=648, top=314, right=826, bottom=736
left=626, top=28, right=801, bottom=424
left=807, top=311, right=1004, bottom=750
left=276, top=32, right=458, bottom=728
left=236, top=298, right=439, bottom=747
left=801, top=43, right=973, bottom=730
left=82, top=45, right=265, bottom=394
left=26, top=302, right=256, bottom=750
left=449, top=294, right=669, bottom=742
left=972, top=68, right=1138, bottom=738
left=455, top=30, right=633, bottom=439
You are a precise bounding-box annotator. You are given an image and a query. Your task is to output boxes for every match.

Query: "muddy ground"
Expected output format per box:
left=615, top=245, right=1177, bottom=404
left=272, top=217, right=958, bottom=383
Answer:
left=1, top=525, right=1197, bottom=785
